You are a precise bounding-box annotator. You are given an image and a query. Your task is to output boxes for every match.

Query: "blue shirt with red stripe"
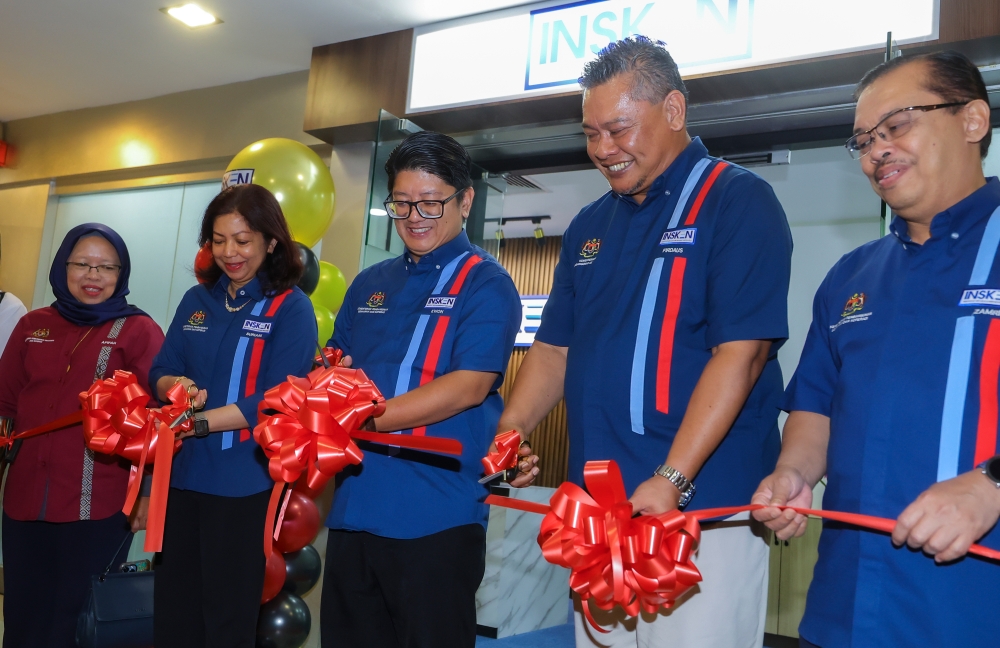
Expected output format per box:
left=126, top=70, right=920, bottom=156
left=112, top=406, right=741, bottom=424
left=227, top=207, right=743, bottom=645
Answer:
left=535, top=137, right=792, bottom=509
left=784, top=177, right=1000, bottom=648
left=325, top=231, right=520, bottom=539
left=150, top=276, right=317, bottom=497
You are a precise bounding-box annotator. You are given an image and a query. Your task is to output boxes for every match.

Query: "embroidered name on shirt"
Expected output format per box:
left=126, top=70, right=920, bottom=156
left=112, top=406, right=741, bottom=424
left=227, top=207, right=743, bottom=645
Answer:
left=830, top=312, right=872, bottom=332
left=660, top=228, right=697, bottom=246
left=243, top=320, right=272, bottom=334
left=425, top=297, right=456, bottom=309
left=575, top=239, right=602, bottom=267
left=960, top=289, right=1000, bottom=307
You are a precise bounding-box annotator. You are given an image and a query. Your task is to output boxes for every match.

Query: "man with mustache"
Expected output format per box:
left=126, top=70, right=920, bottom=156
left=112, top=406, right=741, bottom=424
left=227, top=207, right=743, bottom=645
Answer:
left=753, top=51, right=1000, bottom=647
left=498, top=36, right=792, bottom=647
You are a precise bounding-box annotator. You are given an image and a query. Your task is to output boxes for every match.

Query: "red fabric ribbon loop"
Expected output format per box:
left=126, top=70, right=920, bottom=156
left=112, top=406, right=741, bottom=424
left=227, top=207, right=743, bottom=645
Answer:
left=254, top=362, right=386, bottom=556
left=534, top=459, right=702, bottom=632
left=482, top=429, right=521, bottom=476
left=79, top=370, right=188, bottom=552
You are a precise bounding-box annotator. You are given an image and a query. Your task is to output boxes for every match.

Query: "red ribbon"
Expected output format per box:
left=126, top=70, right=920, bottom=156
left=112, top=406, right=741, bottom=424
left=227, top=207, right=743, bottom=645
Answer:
left=314, top=347, right=343, bottom=368
left=1, top=410, right=84, bottom=447
left=254, top=362, right=464, bottom=556
left=486, top=460, right=1000, bottom=631
left=481, top=429, right=521, bottom=476
left=80, top=370, right=189, bottom=552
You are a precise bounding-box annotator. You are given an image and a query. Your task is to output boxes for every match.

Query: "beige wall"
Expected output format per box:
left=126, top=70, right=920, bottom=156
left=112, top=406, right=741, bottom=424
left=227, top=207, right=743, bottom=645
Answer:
left=0, top=183, right=49, bottom=301
left=0, top=70, right=372, bottom=300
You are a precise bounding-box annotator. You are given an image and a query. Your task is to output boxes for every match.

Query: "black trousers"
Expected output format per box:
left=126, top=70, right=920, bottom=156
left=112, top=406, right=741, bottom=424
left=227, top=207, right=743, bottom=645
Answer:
left=153, top=487, right=271, bottom=648
left=321, top=524, right=486, bottom=648
left=2, top=511, right=132, bottom=648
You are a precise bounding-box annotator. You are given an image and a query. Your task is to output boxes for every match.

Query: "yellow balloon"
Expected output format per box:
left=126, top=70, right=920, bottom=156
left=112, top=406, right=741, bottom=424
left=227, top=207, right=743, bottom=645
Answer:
left=225, top=138, right=335, bottom=248
left=313, top=300, right=335, bottom=346
left=311, top=262, right=347, bottom=313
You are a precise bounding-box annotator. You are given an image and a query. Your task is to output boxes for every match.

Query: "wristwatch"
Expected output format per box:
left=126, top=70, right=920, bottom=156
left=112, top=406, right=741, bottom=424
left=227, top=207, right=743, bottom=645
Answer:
left=193, top=413, right=210, bottom=438
left=977, top=455, right=1000, bottom=488
left=653, top=464, right=696, bottom=508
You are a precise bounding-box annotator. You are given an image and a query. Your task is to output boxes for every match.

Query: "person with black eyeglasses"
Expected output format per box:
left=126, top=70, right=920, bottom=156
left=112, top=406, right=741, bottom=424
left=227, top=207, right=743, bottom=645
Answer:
left=0, top=223, right=163, bottom=647
left=753, top=50, right=1000, bottom=648
left=319, top=131, right=524, bottom=648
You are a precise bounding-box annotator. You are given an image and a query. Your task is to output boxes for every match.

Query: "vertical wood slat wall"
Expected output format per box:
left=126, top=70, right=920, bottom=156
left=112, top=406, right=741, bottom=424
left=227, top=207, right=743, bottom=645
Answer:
left=484, top=236, right=569, bottom=488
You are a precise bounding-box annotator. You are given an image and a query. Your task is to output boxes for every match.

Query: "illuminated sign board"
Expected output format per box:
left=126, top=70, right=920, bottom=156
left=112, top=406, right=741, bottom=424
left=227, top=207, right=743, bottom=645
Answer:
left=516, top=295, right=548, bottom=347
left=408, top=0, right=938, bottom=113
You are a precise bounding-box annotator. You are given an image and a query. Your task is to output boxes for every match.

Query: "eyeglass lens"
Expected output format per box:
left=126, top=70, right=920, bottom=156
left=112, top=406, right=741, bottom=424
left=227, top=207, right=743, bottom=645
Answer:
left=67, top=262, right=120, bottom=275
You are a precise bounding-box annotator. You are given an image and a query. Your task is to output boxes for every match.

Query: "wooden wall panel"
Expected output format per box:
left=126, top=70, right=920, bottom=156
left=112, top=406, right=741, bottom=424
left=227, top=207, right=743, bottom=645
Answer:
left=484, top=236, right=569, bottom=488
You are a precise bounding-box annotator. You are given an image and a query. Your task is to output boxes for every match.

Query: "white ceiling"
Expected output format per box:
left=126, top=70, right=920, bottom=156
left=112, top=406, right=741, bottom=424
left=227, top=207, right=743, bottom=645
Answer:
left=489, top=168, right=610, bottom=239
left=0, top=0, right=535, bottom=122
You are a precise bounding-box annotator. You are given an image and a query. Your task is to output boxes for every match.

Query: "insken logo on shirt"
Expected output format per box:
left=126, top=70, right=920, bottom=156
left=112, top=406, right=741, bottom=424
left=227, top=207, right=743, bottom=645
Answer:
left=660, top=228, right=697, bottom=246
left=575, top=239, right=602, bottom=267
left=841, top=293, right=866, bottom=317
left=188, top=311, right=206, bottom=326
left=425, top=296, right=456, bottom=309
left=243, top=320, right=272, bottom=334
left=960, top=289, right=1000, bottom=307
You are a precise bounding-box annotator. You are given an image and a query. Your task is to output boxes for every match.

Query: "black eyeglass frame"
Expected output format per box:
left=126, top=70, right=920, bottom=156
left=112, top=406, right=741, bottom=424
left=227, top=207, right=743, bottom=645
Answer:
left=845, top=102, right=969, bottom=159
left=65, top=261, right=122, bottom=275
left=383, top=188, right=465, bottom=220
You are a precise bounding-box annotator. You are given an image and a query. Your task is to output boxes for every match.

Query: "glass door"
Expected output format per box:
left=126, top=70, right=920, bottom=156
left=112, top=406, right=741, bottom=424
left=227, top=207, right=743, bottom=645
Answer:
left=361, top=110, right=506, bottom=270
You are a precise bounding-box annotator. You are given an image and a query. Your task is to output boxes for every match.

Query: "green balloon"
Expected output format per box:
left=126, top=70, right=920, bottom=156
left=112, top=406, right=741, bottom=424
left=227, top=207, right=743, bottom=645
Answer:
left=311, top=261, right=347, bottom=313
left=313, top=300, right=335, bottom=346
left=225, top=138, right=335, bottom=248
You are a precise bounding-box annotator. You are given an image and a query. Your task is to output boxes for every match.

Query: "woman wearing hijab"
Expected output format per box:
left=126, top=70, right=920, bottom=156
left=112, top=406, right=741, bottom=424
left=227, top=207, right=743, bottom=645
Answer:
left=149, top=184, right=316, bottom=648
left=0, top=223, right=164, bottom=648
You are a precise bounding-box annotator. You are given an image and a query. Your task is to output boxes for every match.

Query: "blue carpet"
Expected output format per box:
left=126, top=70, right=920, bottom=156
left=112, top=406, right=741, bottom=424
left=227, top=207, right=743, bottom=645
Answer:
left=475, top=623, right=574, bottom=648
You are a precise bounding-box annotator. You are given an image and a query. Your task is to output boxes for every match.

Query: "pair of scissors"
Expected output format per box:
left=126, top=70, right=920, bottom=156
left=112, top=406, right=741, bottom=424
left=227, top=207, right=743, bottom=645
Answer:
left=478, top=466, right=522, bottom=485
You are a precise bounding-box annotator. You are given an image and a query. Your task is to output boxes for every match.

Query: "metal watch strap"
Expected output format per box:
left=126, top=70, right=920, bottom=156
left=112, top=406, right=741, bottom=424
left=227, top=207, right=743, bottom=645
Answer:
left=978, top=455, right=1000, bottom=488
left=653, top=464, right=696, bottom=508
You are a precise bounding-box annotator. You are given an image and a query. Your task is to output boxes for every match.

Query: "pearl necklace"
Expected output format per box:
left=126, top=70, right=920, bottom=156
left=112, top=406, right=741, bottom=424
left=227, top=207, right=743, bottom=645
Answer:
left=225, top=292, right=252, bottom=313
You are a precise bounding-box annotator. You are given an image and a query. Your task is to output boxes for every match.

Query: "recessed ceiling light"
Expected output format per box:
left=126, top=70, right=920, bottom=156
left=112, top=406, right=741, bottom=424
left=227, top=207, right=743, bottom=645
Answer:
left=161, top=4, right=222, bottom=28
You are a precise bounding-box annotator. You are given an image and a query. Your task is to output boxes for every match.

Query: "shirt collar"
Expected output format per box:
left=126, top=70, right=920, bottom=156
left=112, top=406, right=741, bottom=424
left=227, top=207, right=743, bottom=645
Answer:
left=889, top=176, right=1000, bottom=243
left=212, top=274, right=265, bottom=302
left=614, top=136, right=710, bottom=206
left=404, top=230, right=474, bottom=272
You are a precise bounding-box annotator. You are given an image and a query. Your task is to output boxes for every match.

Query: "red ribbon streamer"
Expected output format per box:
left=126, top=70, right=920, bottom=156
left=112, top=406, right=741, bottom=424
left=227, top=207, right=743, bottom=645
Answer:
left=482, top=429, right=521, bottom=476
left=485, top=460, right=1000, bottom=632
left=1, top=410, right=84, bottom=447
left=314, top=347, right=343, bottom=368
left=80, top=370, right=189, bottom=552
left=254, top=362, right=464, bottom=556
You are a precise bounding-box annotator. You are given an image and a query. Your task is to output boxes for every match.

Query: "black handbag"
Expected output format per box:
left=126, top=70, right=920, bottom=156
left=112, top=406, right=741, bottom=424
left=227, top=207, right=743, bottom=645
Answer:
left=76, top=533, right=154, bottom=648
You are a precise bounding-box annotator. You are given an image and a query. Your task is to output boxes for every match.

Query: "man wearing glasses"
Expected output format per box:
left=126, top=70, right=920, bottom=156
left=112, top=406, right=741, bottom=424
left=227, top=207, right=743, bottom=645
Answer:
left=752, top=51, right=1000, bottom=647
left=320, top=131, right=522, bottom=648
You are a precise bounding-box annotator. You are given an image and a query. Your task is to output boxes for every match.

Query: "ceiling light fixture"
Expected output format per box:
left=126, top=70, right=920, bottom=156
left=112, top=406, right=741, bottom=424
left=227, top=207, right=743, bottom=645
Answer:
left=161, top=4, right=222, bottom=28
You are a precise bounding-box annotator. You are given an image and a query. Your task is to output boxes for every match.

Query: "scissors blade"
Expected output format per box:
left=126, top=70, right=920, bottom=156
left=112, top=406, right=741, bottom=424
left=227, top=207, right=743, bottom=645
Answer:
left=169, top=408, right=193, bottom=429
left=478, top=467, right=518, bottom=485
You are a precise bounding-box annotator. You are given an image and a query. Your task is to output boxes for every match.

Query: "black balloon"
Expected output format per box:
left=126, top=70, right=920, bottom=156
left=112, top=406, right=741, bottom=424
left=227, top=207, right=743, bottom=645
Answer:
left=282, top=545, right=322, bottom=597
left=256, top=591, right=311, bottom=648
left=296, top=243, right=320, bottom=295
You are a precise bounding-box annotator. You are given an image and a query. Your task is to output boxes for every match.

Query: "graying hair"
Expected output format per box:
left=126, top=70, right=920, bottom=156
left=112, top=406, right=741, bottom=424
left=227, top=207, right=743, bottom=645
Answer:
left=578, top=36, right=689, bottom=105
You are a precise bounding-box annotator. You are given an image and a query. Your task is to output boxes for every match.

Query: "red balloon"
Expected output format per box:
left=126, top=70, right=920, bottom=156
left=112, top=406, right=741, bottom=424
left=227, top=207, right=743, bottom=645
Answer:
left=261, top=550, right=286, bottom=604
left=275, top=491, right=321, bottom=554
left=194, top=244, right=214, bottom=284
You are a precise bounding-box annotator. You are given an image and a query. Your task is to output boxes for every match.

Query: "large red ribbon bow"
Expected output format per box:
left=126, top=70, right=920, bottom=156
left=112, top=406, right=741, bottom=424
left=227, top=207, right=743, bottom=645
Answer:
left=80, top=370, right=189, bottom=552
left=481, top=429, right=521, bottom=476
left=254, top=362, right=463, bottom=556
left=487, top=460, right=702, bottom=631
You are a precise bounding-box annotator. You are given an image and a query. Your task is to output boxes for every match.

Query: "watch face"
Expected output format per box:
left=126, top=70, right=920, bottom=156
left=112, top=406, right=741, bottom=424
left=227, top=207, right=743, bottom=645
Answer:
left=986, top=456, right=1000, bottom=482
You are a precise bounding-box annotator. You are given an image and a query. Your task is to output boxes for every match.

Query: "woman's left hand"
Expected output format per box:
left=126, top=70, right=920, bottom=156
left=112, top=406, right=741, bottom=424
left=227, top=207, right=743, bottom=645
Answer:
left=130, top=496, right=149, bottom=532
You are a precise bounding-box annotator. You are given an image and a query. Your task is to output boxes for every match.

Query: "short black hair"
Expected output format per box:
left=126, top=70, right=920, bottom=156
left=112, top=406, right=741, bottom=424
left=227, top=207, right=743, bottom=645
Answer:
left=197, top=184, right=304, bottom=295
left=579, top=35, right=689, bottom=105
left=385, top=131, right=474, bottom=194
left=856, top=50, right=991, bottom=158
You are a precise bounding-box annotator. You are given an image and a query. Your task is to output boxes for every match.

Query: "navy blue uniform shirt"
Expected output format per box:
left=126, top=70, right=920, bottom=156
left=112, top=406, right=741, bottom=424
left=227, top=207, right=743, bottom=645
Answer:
left=150, top=276, right=316, bottom=497
left=785, top=178, right=1000, bottom=648
left=326, top=231, right=520, bottom=539
left=535, top=137, right=792, bottom=508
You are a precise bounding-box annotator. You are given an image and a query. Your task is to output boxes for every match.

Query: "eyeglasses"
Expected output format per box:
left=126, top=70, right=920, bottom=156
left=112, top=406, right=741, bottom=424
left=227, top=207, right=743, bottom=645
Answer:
left=845, top=102, right=968, bottom=159
left=383, top=188, right=464, bottom=220
left=66, top=261, right=121, bottom=276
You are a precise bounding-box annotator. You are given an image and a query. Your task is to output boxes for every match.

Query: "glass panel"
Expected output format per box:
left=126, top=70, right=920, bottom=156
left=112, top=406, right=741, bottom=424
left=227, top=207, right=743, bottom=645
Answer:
left=361, top=110, right=507, bottom=269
